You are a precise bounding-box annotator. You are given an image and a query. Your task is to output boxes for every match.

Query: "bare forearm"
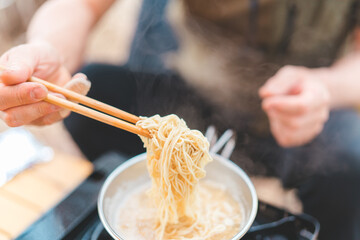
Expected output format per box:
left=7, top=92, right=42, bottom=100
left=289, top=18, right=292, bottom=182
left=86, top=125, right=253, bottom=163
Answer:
left=318, top=52, right=360, bottom=109
left=27, top=0, right=114, bottom=73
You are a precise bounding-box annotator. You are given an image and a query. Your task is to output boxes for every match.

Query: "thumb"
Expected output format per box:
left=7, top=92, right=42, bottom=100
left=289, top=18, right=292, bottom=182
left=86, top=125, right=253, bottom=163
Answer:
left=0, top=62, right=33, bottom=86
left=259, top=66, right=305, bottom=98
left=0, top=42, right=63, bottom=86
left=0, top=45, right=41, bottom=85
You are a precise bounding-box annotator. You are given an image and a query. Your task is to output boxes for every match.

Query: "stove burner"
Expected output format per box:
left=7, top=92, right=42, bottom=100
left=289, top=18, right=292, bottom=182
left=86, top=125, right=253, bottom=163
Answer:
left=15, top=152, right=320, bottom=240
left=89, top=223, right=108, bottom=240
left=244, top=202, right=320, bottom=240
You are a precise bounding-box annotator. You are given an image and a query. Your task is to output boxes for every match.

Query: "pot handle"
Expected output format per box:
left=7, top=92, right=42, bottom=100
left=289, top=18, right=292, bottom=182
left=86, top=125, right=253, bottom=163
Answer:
left=205, top=126, right=236, bottom=159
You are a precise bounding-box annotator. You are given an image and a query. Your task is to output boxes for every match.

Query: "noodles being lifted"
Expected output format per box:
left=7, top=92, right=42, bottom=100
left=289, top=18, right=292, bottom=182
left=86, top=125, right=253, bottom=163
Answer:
left=137, top=114, right=212, bottom=238
left=116, top=114, right=244, bottom=239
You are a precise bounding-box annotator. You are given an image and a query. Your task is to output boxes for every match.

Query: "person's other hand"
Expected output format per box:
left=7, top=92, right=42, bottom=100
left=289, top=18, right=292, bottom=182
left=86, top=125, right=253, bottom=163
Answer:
left=259, top=66, right=330, bottom=147
left=0, top=42, right=90, bottom=127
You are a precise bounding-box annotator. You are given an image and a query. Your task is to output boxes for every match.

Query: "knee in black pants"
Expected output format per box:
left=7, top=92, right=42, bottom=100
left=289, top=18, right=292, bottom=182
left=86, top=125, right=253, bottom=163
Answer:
left=64, top=64, right=144, bottom=161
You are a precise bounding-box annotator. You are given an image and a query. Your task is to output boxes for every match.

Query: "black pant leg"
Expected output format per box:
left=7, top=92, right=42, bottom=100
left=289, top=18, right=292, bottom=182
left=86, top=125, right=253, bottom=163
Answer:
left=278, top=110, right=360, bottom=240
left=298, top=171, right=360, bottom=240
left=64, top=64, right=144, bottom=161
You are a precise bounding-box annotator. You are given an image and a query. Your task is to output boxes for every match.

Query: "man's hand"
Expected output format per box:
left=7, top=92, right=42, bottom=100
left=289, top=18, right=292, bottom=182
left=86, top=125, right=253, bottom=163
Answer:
left=259, top=66, right=330, bottom=147
left=0, top=42, right=89, bottom=127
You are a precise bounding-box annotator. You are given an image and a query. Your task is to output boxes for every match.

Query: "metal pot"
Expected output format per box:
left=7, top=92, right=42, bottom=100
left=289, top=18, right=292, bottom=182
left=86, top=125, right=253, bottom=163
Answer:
left=98, top=129, right=258, bottom=240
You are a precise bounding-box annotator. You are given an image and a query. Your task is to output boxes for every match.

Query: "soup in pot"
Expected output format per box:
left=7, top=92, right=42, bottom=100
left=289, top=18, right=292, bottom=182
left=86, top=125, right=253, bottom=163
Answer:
left=115, top=180, right=245, bottom=240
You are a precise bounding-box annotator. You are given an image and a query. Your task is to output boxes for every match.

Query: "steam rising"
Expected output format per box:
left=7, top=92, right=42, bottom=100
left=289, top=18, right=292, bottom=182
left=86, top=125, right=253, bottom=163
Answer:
left=133, top=0, right=358, bottom=187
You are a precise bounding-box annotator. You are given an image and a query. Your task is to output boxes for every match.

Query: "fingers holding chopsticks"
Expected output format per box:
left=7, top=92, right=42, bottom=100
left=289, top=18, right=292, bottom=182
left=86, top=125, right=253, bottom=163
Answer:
left=0, top=42, right=90, bottom=127
left=1, top=93, right=63, bottom=127
left=0, top=66, right=90, bottom=127
left=0, top=60, right=148, bottom=137
left=0, top=82, right=48, bottom=110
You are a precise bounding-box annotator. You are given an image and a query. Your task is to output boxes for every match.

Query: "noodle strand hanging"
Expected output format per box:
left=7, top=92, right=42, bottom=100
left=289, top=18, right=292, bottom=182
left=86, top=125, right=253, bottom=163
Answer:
left=137, top=114, right=212, bottom=238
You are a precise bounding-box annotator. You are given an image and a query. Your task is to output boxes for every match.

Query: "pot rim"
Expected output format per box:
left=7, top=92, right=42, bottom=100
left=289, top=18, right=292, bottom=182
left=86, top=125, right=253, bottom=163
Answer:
left=98, top=152, right=258, bottom=240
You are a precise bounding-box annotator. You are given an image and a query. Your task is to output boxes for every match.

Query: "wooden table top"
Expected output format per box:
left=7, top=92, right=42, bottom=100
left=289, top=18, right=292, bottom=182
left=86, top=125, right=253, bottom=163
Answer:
left=0, top=152, right=93, bottom=239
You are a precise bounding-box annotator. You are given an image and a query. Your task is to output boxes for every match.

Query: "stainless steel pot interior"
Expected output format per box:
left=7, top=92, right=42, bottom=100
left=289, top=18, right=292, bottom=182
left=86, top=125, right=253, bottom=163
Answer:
left=98, top=153, right=258, bottom=240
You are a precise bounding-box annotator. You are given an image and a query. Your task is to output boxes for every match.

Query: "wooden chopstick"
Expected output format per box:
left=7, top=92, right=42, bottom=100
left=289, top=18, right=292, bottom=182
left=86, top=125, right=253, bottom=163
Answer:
left=29, top=76, right=140, bottom=124
left=46, top=94, right=150, bottom=137
left=0, top=65, right=139, bottom=123
left=0, top=65, right=151, bottom=138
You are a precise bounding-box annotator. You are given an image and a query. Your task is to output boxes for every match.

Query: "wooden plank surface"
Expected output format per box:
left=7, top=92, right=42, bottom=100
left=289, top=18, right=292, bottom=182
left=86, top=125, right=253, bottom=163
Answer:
left=0, top=193, right=39, bottom=239
left=31, top=152, right=93, bottom=192
left=0, top=229, right=11, bottom=240
left=0, top=152, right=93, bottom=239
left=0, top=233, right=11, bottom=240
left=3, top=168, right=67, bottom=212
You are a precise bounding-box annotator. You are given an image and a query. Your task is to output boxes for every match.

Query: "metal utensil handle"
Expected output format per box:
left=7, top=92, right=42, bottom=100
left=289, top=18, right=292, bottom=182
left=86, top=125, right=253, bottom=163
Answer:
left=205, top=126, right=236, bottom=159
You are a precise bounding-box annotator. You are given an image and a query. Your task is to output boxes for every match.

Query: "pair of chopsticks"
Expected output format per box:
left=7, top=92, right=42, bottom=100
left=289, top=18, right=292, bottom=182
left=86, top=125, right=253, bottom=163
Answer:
left=0, top=65, right=151, bottom=138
